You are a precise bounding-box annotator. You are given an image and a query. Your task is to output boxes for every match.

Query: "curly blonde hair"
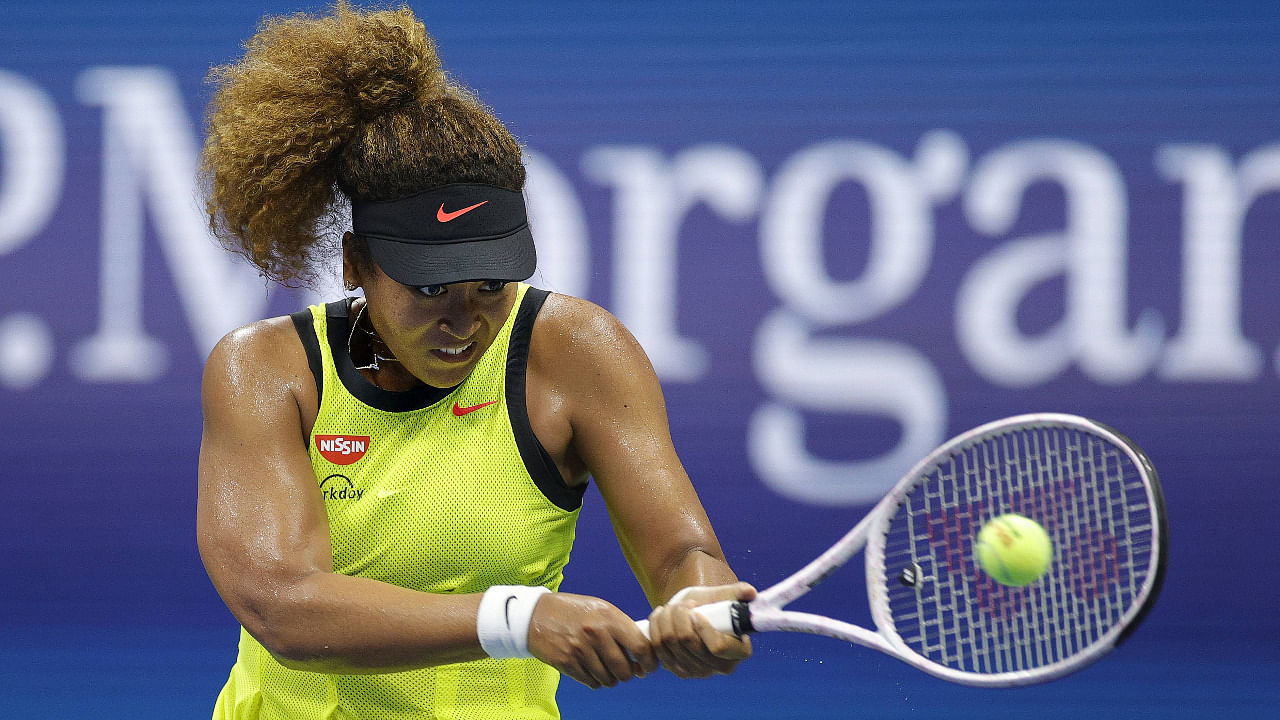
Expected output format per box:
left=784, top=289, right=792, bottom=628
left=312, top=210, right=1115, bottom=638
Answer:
left=200, top=2, right=526, bottom=286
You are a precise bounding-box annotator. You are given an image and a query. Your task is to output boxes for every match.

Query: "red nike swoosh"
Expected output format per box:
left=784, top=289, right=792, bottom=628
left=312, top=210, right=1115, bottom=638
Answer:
left=437, top=201, right=488, bottom=222
left=452, top=400, right=498, bottom=416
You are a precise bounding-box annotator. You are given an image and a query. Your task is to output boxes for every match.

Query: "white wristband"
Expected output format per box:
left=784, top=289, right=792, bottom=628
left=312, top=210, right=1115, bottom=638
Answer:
left=476, top=585, right=550, bottom=659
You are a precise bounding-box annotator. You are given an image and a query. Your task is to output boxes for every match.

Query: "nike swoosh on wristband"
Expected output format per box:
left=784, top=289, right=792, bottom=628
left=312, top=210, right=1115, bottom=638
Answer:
left=436, top=201, right=488, bottom=222
left=452, top=400, right=498, bottom=416
left=504, top=595, right=516, bottom=629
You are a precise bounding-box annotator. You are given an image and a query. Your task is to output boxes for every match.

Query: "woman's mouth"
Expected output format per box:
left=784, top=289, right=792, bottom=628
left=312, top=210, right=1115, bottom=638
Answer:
left=430, top=342, right=476, bottom=363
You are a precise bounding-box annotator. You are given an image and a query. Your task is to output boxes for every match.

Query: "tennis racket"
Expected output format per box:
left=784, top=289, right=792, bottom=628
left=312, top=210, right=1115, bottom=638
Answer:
left=638, top=413, right=1167, bottom=687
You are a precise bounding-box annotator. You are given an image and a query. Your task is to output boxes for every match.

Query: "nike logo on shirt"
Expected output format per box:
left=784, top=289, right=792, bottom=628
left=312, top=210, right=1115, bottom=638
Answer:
left=452, top=400, right=498, bottom=416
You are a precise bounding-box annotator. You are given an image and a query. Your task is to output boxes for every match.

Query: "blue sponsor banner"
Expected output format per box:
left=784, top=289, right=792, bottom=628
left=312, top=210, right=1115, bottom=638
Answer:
left=1, top=1, right=1279, bottom=711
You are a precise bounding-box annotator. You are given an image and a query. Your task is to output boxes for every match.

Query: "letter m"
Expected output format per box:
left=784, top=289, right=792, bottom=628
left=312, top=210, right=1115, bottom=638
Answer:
left=71, top=67, right=270, bottom=382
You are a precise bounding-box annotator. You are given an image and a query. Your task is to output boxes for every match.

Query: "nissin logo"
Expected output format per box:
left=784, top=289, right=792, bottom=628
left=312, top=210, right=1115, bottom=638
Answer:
left=315, top=435, right=370, bottom=465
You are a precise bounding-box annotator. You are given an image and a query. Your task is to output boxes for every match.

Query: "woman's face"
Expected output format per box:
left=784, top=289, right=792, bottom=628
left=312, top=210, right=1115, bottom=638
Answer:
left=347, top=255, right=518, bottom=389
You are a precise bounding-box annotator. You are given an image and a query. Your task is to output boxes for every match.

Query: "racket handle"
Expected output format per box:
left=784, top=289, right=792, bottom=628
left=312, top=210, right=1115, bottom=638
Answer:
left=634, top=600, right=753, bottom=639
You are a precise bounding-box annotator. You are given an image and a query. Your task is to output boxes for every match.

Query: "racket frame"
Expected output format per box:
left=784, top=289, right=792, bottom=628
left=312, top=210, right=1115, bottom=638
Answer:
left=731, top=412, right=1168, bottom=687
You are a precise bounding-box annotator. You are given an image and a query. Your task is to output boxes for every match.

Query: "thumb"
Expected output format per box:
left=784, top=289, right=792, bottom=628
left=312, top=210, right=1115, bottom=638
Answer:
left=731, top=582, right=758, bottom=602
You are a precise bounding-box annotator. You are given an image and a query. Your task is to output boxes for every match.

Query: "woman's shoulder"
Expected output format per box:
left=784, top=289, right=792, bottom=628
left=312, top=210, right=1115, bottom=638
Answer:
left=532, top=292, right=636, bottom=354
left=528, top=291, right=656, bottom=382
left=207, top=315, right=303, bottom=368
left=202, top=314, right=315, bottom=402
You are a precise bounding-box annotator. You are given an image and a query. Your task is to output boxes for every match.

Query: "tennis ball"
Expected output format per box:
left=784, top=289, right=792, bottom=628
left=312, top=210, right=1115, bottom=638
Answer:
left=974, top=513, right=1053, bottom=586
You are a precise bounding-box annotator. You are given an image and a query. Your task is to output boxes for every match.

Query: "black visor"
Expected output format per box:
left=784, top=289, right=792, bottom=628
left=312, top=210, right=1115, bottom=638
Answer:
left=351, top=183, right=536, bottom=287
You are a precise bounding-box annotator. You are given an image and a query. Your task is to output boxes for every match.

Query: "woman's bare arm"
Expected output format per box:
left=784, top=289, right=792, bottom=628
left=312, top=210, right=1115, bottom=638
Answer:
left=528, top=295, right=753, bottom=677
left=197, top=318, right=488, bottom=673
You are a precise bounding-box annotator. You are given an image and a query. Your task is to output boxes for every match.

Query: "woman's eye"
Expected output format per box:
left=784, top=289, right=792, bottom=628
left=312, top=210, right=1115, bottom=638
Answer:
left=418, top=285, right=447, bottom=297
left=479, top=281, right=509, bottom=292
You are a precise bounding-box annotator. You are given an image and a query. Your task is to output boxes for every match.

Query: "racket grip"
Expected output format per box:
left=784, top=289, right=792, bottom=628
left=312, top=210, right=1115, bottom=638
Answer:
left=634, top=600, right=752, bottom=639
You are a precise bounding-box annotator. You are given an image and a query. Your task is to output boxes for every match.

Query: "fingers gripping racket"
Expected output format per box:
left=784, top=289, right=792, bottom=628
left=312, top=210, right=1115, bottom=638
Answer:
left=641, top=413, right=1167, bottom=687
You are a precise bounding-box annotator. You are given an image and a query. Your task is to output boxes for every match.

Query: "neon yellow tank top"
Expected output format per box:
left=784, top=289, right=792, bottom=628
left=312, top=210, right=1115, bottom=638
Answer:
left=213, top=284, right=583, bottom=720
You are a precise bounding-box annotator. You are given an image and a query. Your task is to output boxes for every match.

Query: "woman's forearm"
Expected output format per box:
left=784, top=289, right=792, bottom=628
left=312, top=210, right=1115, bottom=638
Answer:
left=239, top=571, right=487, bottom=674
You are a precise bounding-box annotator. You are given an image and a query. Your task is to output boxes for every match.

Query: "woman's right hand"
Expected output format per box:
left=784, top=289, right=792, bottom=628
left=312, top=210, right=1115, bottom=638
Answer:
left=526, top=592, right=658, bottom=689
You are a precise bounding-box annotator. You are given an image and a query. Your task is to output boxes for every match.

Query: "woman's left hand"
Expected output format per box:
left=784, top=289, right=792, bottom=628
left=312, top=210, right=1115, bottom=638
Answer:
left=645, top=582, right=756, bottom=678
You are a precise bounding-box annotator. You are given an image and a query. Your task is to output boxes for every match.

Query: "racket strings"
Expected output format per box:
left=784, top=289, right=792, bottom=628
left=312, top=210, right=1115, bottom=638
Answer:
left=881, top=425, right=1156, bottom=675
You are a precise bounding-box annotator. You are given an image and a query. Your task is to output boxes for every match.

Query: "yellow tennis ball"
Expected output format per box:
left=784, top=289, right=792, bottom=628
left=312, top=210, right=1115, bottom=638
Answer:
left=975, top=513, right=1053, bottom=586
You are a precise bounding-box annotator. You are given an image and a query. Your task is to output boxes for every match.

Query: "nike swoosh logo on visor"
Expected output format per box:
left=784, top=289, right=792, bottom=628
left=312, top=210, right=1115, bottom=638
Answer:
left=436, top=201, right=488, bottom=222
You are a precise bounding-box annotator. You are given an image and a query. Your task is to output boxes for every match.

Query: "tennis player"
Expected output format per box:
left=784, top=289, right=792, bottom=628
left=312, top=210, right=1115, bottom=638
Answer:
left=195, top=3, right=752, bottom=718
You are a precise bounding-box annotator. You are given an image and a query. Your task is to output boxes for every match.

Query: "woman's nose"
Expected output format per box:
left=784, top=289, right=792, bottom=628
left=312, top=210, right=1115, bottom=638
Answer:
left=438, top=290, right=481, bottom=338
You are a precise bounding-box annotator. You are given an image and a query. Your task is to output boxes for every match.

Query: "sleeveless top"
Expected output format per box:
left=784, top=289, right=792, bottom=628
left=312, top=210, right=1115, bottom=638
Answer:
left=213, top=283, right=585, bottom=720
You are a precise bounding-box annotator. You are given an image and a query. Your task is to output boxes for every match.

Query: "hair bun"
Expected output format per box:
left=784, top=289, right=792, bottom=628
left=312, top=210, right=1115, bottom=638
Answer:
left=335, top=6, right=445, bottom=119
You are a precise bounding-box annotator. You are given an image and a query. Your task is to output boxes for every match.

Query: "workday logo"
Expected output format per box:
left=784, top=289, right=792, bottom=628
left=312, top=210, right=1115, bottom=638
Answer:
left=319, top=474, right=364, bottom=502
left=315, top=434, right=370, bottom=465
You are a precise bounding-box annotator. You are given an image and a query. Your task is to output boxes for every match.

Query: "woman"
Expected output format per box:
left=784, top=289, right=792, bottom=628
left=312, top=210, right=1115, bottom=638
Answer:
left=196, top=4, right=752, bottom=718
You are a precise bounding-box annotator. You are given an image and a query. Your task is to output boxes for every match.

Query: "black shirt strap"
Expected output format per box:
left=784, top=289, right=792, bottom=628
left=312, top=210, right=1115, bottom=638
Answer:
left=506, top=288, right=586, bottom=511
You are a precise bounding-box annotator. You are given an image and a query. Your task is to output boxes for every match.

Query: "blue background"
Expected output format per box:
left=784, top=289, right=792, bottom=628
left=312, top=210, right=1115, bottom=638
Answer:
left=1, top=1, right=1278, bottom=717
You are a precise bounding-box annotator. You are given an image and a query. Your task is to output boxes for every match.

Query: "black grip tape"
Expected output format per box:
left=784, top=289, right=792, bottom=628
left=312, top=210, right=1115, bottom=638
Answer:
left=729, top=601, right=756, bottom=635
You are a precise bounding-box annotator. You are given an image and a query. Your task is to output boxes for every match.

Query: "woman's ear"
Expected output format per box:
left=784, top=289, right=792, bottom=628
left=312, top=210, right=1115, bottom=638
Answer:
left=341, top=232, right=360, bottom=291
